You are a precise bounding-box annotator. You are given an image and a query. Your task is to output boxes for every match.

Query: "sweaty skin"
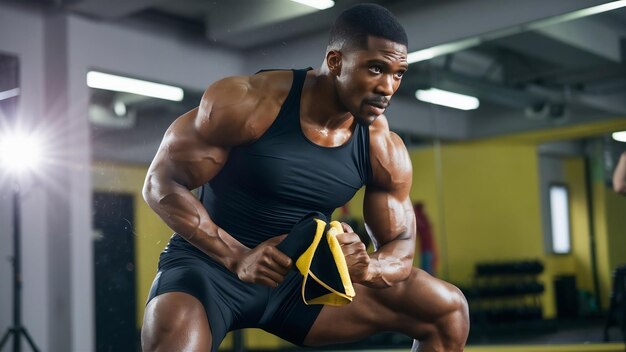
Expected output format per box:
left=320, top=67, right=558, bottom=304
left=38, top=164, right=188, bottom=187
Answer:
left=142, top=35, right=469, bottom=352
left=143, top=37, right=413, bottom=288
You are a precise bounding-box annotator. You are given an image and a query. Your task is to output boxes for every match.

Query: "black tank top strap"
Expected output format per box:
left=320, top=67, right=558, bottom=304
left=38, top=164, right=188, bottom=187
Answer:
left=281, top=68, right=309, bottom=116
left=355, top=122, right=373, bottom=184
left=262, top=68, right=310, bottom=133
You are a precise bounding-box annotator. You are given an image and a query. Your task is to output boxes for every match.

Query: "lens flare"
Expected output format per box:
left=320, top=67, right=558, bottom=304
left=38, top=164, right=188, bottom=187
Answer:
left=0, top=131, right=43, bottom=174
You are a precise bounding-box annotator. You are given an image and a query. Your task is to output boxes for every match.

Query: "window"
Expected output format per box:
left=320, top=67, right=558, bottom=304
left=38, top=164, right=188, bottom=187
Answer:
left=549, top=184, right=571, bottom=254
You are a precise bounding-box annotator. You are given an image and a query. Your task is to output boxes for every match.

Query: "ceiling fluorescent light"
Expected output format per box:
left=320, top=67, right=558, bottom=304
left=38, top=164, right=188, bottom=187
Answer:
left=533, top=0, right=626, bottom=28
left=290, top=0, right=334, bottom=10
left=407, top=37, right=481, bottom=64
left=0, top=88, right=20, bottom=101
left=407, top=50, right=435, bottom=64
left=612, top=131, right=626, bottom=143
left=86, top=71, right=184, bottom=102
left=415, top=88, right=480, bottom=110
left=406, top=0, right=626, bottom=65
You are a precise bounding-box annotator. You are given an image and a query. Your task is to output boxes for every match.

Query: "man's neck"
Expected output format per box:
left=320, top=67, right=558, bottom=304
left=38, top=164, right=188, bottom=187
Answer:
left=300, top=69, right=354, bottom=131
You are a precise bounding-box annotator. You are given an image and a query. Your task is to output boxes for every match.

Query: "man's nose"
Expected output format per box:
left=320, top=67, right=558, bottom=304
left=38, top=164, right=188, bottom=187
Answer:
left=375, top=75, right=395, bottom=97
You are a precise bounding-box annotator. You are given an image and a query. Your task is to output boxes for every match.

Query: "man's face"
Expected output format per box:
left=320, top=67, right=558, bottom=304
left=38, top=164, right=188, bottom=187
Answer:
left=333, top=36, right=408, bottom=125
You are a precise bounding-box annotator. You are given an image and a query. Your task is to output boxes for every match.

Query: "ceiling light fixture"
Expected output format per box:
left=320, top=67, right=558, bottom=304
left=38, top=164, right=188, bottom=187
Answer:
left=406, top=1, right=626, bottom=65
left=86, top=71, right=184, bottom=102
left=289, top=0, right=335, bottom=10
left=415, top=88, right=480, bottom=110
left=0, top=88, right=20, bottom=101
left=612, top=131, right=626, bottom=143
left=407, top=38, right=481, bottom=64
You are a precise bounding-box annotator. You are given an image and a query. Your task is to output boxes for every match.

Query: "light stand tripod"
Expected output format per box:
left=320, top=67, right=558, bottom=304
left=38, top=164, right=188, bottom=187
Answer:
left=0, top=181, right=40, bottom=352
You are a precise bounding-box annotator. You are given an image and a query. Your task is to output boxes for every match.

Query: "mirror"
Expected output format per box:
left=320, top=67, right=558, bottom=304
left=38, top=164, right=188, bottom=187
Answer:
left=394, top=4, right=626, bottom=346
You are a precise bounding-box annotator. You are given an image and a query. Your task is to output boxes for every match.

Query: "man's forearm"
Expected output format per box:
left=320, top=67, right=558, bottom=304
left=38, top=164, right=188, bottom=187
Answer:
left=366, top=232, right=415, bottom=288
left=143, top=176, right=248, bottom=271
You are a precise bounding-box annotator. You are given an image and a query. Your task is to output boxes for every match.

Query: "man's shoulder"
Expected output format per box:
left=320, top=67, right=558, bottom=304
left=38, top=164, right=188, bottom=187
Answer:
left=197, top=71, right=294, bottom=145
left=208, top=70, right=293, bottom=102
left=250, top=69, right=295, bottom=94
left=367, top=115, right=412, bottom=188
left=368, top=115, right=401, bottom=148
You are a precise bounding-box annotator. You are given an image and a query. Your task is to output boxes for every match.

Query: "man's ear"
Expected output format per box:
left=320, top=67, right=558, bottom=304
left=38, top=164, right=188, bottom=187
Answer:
left=326, top=50, right=342, bottom=76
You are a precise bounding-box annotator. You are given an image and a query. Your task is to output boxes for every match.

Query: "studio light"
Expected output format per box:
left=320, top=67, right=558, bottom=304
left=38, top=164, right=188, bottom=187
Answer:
left=86, top=71, right=184, bottom=102
left=0, top=131, right=43, bottom=175
left=415, top=88, right=480, bottom=111
left=612, top=131, right=626, bottom=143
left=289, top=0, right=335, bottom=10
left=0, top=128, right=43, bottom=352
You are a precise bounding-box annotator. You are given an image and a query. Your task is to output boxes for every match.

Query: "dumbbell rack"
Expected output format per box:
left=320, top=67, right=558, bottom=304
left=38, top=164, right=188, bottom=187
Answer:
left=467, top=260, right=546, bottom=336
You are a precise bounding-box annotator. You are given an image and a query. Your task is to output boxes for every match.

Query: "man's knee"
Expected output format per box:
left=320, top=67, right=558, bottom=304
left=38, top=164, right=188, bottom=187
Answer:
left=435, top=285, right=469, bottom=349
left=400, top=271, right=469, bottom=350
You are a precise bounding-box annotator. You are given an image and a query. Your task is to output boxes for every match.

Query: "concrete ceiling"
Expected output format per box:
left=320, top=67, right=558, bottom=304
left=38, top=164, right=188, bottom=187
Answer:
left=4, top=0, right=625, bottom=163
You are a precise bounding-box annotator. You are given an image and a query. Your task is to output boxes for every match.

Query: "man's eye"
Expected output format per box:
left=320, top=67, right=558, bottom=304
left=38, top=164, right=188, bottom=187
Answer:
left=369, top=66, right=382, bottom=74
left=396, top=71, right=405, bottom=78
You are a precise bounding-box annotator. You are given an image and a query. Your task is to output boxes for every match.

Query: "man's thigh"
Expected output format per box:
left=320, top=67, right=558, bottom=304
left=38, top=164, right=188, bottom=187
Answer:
left=142, top=292, right=212, bottom=352
left=303, top=267, right=464, bottom=346
left=144, top=256, right=267, bottom=351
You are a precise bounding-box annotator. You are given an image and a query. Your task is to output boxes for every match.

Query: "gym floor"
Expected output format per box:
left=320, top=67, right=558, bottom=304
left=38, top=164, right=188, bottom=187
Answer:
left=222, top=317, right=625, bottom=352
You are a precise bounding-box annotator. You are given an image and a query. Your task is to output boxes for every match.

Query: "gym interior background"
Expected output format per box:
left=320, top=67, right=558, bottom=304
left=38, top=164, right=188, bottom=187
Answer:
left=1, top=0, right=626, bottom=351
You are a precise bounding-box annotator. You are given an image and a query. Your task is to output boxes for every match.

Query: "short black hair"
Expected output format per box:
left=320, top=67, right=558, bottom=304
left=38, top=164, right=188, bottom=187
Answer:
left=328, top=3, right=408, bottom=50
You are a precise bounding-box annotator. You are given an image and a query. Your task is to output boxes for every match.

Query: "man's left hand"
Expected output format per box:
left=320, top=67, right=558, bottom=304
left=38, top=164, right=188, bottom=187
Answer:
left=336, top=222, right=372, bottom=284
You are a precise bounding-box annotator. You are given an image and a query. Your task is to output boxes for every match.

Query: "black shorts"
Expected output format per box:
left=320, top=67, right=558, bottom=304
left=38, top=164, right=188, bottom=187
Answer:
left=146, top=236, right=323, bottom=352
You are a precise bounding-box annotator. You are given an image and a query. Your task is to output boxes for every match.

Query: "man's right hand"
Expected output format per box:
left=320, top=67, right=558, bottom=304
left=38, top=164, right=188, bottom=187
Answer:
left=234, top=235, right=292, bottom=287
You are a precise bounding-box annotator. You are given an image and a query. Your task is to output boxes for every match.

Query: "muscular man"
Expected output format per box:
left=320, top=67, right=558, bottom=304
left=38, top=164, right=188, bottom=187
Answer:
left=613, top=151, right=626, bottom=196
left=141, top=4, right=469, bottom=352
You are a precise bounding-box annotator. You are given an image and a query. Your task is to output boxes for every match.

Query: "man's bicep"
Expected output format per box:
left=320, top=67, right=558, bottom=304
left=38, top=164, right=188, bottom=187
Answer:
left=364, top=130, right=414, bottom=245
left=363, top=187, right=414, bottom=246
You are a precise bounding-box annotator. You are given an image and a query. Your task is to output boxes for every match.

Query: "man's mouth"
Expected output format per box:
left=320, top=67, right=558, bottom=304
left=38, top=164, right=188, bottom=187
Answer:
left=367, top=102, right=387, bottom=109
left=366, top=98, right=389, bottom=109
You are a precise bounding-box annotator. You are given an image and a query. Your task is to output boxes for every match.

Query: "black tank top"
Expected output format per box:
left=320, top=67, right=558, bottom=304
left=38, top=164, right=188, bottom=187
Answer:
left=173, top=68, right=371, bottom=250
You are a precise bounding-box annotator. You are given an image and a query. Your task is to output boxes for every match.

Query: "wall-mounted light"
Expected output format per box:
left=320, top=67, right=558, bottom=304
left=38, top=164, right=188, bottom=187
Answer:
left=289, top=0, right=334, bottom=10
left=415, top=88, right=480, bottom=110
left=612, top=131, right=626, bottom=143
left=86, top=71, right=184, bottom=102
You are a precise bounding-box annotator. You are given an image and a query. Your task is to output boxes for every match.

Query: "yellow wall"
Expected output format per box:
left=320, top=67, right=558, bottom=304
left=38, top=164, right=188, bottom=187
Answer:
left=562, top=158, right=593, bottom=293
left=92, top=163, right=171, bottom=329
left=409, top=147, right=442, bottom=268
left=595, top=180, right=626, bottom=308
left=605, top=189, right=626, bottom=278
left=438, top=142, right=544, bottom=285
